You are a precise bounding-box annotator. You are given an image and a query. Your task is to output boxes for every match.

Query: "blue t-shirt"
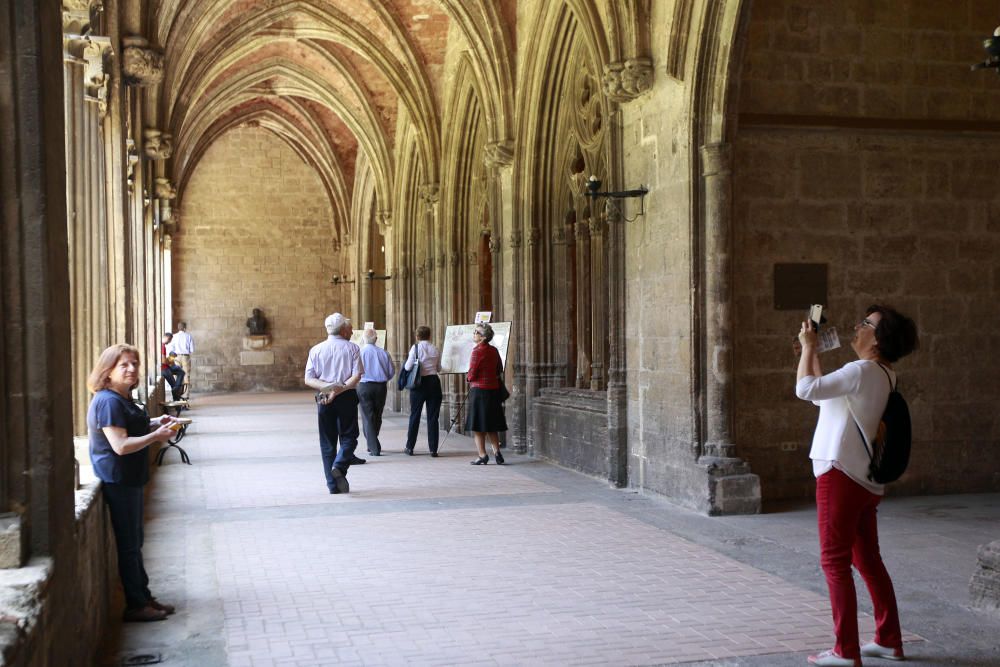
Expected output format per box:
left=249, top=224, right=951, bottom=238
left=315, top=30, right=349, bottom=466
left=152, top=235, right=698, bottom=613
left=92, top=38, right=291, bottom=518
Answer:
left=87, top=389, right=150, bottom=486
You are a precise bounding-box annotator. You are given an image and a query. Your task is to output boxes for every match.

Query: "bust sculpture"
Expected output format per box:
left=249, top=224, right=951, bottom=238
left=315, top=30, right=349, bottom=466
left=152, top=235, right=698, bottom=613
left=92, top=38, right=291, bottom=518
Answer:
left=246, top=308, right=268, bottom=336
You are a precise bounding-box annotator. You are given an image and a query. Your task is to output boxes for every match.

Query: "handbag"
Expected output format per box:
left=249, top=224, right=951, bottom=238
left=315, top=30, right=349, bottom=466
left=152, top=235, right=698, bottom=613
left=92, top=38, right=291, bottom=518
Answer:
left=405, top=345, right=423, bottom=390
left=498, top=379, right=510, bottom=402
left=396, top=348, right=410, bottom=391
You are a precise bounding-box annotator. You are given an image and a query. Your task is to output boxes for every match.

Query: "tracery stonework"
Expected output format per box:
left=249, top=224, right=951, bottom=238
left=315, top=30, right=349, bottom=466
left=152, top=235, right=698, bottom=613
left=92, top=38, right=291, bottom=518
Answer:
left=602, top=57, right=654, bottom=102
left=122, top=36, right=164, bottom=87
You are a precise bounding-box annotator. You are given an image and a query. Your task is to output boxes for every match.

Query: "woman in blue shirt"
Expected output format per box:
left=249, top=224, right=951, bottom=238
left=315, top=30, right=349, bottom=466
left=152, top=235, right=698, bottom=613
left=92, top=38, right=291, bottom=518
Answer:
left=87, top=344, right=178, bottom=622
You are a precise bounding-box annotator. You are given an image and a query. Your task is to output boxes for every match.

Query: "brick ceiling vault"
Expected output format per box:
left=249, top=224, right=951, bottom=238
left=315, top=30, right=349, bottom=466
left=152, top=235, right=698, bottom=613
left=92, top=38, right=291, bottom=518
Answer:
left=151, top=0, right=518, bottom=240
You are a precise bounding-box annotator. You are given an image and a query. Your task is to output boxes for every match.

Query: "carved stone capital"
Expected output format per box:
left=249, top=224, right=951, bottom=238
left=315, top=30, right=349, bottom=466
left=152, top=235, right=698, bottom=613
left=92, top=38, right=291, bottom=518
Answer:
left=552, top=225, right=566, bottom=245
left=527, top=227, right=541, bottom=246
left=143, top=128, right=174, bottom=160
left=575, top=221, right=590, bottom=238
left=399, top=266, right=410, bottom=280
left=418, top=183, right=439, bottom=206
left=438, top=253, right=447, bottom=268
left=488, top=235, right=502, bottom=254
left=122, top=36, right=164, bottom=87
left=602, top=57, right=653, bottom=103
left=154, top=178, right=176, bottom=200
left=416, top=264, right=426, bottom=278
left=509, top=230, right=522, bottom=249
left=484, top=140, right=514, bottom=169
left=589, top=217, right=605, bottom=236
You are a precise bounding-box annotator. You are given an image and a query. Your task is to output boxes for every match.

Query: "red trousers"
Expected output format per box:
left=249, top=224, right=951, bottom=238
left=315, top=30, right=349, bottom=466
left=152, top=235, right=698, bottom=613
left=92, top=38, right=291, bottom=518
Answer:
left=816, top=468, right=902, bottom=660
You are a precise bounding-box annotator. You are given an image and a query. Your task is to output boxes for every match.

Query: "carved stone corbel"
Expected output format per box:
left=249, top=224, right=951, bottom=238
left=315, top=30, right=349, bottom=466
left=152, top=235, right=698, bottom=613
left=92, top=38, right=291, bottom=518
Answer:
left=484, top=140, right=514, bottom=169
left=143, top=128, right=174, bottom=160
left=418, top=183, right=439, bottom=207
left=602, top=57, right=653, bottom=103
left=122, top=36, right=164, bottom=87
left=155, top=178, right=176, bottom=222
left=126, top=138, right=138, bottom=192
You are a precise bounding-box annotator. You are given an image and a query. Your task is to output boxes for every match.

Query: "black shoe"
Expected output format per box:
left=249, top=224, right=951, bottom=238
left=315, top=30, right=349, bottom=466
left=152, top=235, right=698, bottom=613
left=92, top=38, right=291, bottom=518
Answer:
left=331, top=468, right=350, bottom=494
left=350, top=456, right=367, bottom=464
left=430, top=452, right=439, bottom=458
left=404, top=448, right=414, bottom=456
left=471, top=455, right=489, bottom=465
left=494, top=451, right=505, bottom=465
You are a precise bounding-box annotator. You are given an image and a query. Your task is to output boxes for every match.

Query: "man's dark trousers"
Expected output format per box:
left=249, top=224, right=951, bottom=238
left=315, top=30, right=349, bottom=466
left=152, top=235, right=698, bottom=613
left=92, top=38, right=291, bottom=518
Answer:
left=318, top=389, right=360, bottom=491
left=357, top=381, right=388, bottom=455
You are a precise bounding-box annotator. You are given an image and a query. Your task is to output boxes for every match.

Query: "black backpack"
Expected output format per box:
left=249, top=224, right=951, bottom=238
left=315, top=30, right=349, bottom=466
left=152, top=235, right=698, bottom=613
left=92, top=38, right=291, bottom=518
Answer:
left=853, top=363, right=912, bottom=484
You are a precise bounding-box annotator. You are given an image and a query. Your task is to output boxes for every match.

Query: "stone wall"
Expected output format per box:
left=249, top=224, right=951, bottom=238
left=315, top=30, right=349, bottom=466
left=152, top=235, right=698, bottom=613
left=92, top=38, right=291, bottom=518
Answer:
left=174, top=127, right=341, bottom=392
left=0, top=484, right=115, bottom=666
left=733, top=0, right=1000, bottom=502
left=532, top=389, right=610, bottom=477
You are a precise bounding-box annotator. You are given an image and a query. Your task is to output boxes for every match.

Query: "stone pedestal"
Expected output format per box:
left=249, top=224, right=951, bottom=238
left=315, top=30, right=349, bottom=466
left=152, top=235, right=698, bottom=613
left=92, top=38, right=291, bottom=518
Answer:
left=970, top=540, right=1000, bottom=615
left=243, top=334, right=271, bottom=350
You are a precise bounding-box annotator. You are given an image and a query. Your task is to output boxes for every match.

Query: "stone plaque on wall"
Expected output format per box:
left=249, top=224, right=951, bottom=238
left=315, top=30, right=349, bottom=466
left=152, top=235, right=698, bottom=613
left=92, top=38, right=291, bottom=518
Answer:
left=240, top=350, right=274, bottom=366
left=773, top=263, right=827, bottom=310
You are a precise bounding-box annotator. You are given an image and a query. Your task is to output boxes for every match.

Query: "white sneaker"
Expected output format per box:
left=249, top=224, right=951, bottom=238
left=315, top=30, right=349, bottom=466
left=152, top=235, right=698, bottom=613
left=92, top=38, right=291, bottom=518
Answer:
left=807, top=649, right=861, bottom=667
left=861, top=641, right=905, bottom=661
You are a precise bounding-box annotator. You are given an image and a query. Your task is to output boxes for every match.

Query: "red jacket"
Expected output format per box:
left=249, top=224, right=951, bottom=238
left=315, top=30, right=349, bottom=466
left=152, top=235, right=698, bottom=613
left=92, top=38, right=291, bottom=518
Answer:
left=466, top=342, right=502, bottom=389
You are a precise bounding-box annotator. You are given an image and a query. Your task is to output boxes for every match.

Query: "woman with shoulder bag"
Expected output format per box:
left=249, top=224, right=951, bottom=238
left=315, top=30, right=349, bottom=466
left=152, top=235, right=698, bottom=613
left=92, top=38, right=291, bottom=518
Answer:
left=402, top=325, right=442, bottom=456
left=465, top=323, right=508, bottom=465
left=795, top=305, right=918, bottom=667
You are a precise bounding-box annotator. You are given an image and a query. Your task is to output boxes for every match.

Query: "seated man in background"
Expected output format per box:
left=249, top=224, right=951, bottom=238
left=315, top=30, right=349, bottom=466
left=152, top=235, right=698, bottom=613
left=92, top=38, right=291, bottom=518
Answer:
left=161, top=332, right=185, bottom=402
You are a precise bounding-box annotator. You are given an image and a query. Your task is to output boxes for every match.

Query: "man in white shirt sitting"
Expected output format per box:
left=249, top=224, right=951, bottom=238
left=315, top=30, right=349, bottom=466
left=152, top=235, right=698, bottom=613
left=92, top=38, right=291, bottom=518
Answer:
left=166, top=321, right=195, bottom=399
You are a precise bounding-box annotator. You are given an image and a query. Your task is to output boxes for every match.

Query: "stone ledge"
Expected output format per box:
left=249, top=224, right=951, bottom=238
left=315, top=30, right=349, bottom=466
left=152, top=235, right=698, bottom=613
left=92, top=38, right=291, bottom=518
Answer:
left=535, top=387, right=608, bottom=414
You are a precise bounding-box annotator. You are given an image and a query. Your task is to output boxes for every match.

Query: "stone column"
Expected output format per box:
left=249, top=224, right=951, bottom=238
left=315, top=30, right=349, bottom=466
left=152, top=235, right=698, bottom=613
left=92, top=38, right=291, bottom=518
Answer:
left=605, top=204, right=628, bottom=487
left=698, top=143, right=760, bottom=515
left=589, top=215, right=606, bottom=390
left=574, top=220, right=592, bottom=388
left=0, top=0, right=73, bottom=562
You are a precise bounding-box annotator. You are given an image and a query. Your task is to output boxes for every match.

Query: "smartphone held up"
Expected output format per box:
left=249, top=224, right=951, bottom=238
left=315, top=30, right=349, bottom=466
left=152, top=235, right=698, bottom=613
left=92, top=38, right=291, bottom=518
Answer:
left=796, top=304, right=841, bottom=354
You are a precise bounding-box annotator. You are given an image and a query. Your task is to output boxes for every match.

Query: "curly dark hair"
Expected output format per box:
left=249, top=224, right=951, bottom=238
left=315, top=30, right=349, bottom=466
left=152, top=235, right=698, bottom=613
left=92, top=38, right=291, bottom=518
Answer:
left=866, top=304, right=919, bottom=363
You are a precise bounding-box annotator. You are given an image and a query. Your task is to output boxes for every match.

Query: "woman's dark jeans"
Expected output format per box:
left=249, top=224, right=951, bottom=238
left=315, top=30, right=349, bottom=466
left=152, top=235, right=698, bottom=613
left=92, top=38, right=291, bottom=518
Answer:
left=103, top=483, right=151, bottom=609
left=406, top=374, right=442, bottom=453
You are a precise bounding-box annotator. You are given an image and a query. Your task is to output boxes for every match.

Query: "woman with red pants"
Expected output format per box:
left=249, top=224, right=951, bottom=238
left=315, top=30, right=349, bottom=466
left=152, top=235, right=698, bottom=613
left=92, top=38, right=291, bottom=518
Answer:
left=795, top=305, right=918, bottom=667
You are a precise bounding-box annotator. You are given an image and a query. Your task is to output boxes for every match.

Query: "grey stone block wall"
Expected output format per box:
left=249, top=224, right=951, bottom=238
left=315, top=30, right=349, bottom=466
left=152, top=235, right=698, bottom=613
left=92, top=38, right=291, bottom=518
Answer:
left=532, top=389, right=611, bottom=481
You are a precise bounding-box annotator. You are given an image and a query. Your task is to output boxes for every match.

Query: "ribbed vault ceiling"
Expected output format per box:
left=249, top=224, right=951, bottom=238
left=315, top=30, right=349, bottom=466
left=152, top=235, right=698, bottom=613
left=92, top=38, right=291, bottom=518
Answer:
left=154, top=0, right=516, bottom=236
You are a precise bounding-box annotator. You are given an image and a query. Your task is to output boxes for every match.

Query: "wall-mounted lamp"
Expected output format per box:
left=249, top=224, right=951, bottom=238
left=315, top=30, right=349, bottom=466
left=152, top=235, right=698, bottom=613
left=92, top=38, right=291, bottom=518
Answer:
left=365, top=269, right=392, bottom=281
left=330, top=274, right=355, bottom=285
left=585, top=175, right=648, bottom=222
left=971, top=26, right=1000, bottom=73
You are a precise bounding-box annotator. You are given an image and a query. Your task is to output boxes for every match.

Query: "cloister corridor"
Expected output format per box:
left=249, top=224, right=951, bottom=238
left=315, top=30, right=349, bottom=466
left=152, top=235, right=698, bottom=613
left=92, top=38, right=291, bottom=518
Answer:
left=100, top=392, right=995, bottom=666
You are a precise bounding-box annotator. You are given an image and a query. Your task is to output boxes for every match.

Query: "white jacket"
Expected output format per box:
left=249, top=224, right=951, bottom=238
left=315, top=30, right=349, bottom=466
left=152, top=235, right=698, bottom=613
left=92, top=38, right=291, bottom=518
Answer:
left=795, top=359, right=895, bottom=495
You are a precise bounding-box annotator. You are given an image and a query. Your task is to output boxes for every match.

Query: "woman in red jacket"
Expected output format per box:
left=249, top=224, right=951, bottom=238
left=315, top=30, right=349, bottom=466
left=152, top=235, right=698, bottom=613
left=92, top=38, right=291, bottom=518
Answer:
left=465, top=323, right=508, bottom=465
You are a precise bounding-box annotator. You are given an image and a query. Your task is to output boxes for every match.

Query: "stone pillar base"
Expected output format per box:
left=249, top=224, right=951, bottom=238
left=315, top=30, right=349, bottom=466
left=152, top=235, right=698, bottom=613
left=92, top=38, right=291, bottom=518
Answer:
left=697, top=453, right=761, bottom=516
left=970, top=540, right=1000, bottom=614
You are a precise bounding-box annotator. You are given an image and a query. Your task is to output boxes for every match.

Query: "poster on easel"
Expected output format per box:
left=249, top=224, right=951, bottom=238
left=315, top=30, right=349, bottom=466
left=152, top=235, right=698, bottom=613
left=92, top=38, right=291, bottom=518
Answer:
left=439, top=322, right=511, bottom=374
left=349, top=329, right=387, bottom=349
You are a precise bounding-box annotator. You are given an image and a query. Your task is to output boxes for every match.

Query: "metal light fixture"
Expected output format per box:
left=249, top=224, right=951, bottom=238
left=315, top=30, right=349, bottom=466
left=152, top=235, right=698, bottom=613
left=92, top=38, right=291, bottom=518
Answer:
left=365, top=269, right=392, bottom=281
left=585, top=175, right=648, bottom=222
left=330, top=274, right=355, bottom=285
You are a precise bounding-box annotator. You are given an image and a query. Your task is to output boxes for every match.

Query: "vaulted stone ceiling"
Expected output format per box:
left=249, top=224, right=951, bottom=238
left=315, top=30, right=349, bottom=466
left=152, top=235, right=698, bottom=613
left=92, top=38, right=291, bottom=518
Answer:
left=152, top=0, right=516, bottom=236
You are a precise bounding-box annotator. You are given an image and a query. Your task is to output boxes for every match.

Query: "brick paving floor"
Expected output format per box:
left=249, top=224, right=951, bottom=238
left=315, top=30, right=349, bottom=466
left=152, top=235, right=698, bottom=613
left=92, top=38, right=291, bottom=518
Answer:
left=104, top=391, right=1000, bottom=667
